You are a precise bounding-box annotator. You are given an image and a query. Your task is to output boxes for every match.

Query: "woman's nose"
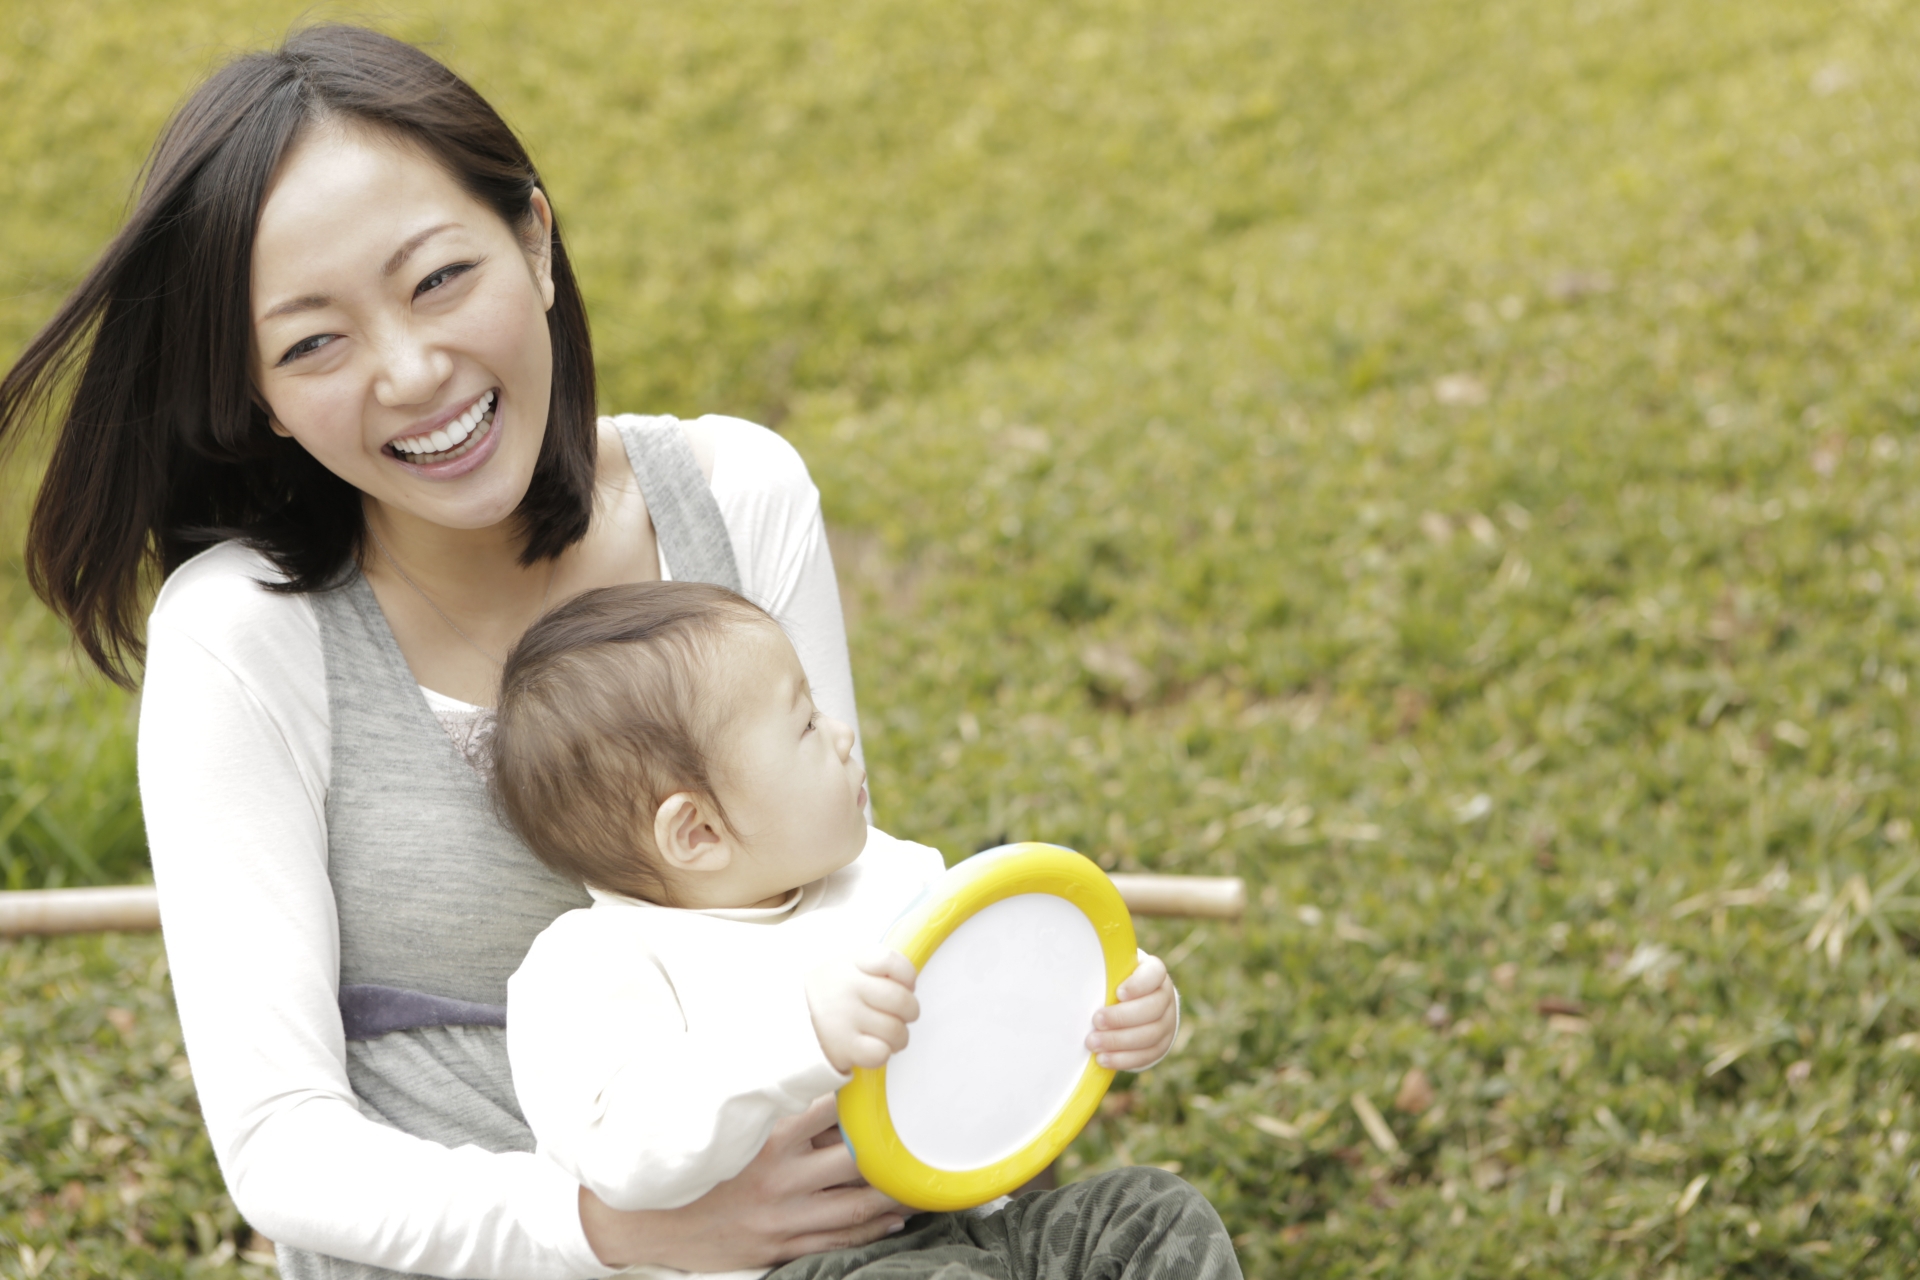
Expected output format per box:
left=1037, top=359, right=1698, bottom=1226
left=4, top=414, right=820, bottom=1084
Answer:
left=371, top=323, right=452, bottom=407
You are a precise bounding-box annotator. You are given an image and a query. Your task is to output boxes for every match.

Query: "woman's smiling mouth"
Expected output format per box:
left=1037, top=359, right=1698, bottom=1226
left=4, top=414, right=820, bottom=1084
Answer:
left=387, top=390, right=497, bottom=464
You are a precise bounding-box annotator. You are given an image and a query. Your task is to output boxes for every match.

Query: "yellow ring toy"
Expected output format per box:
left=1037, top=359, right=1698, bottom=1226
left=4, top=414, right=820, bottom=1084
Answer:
left=837, top=842, right=1137, bottom=1211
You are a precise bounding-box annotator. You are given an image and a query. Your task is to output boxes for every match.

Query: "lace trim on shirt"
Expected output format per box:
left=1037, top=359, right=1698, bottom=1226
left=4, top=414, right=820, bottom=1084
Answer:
left=420, top=688, right=495, bottom=779
left=416, top=539, right=670, bottom=780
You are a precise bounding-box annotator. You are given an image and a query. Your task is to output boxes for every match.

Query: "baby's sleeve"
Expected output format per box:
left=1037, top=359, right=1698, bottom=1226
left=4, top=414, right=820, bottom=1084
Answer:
left=507, top=913, right=848, bottom=1212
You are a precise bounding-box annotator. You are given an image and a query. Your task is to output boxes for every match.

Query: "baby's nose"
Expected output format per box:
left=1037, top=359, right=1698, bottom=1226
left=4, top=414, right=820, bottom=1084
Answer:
left=825, top=715, right=856, bottom=759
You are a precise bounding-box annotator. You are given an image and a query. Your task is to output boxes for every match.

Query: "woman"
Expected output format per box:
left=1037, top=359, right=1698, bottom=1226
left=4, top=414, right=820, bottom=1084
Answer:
left=0, top=24, right=1230, bottom=1280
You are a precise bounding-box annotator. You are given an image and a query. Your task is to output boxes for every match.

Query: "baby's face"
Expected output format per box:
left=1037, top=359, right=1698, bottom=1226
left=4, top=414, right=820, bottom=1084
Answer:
left=710, top=622, right=870, bottom=902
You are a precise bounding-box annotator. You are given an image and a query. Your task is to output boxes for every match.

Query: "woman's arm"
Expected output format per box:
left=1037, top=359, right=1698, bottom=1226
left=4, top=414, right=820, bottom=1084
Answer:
left=140, top=550, right=608, bottom=1279
left=698, top=416, right=866, bottom=773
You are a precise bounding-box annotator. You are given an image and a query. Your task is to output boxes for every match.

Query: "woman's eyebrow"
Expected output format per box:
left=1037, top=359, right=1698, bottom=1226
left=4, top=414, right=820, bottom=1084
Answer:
left=261, top=293, right=331, bottom=321
left=381, top=222, right=458, bottom=277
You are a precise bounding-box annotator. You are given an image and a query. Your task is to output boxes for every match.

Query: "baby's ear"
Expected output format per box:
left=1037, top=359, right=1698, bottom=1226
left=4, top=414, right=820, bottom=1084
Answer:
left=654, top=792, right=731, bottom=872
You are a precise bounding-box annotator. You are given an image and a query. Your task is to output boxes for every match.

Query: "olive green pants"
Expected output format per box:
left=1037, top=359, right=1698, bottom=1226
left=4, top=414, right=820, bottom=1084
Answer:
left=768, top=1167, right=1241, bottom=1280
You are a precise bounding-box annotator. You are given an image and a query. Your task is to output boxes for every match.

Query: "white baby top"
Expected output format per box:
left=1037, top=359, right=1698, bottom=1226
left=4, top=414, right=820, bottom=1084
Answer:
left=507, top=828, right=946, bottom=1280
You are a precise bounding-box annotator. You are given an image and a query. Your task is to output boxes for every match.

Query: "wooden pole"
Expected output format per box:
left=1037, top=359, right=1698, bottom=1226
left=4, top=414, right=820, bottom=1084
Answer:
left=0, top=873, right=1248, bottom=937
left=1111, top=874, right=1246, bottom=920
left=0, top=885, right=160, bottom=937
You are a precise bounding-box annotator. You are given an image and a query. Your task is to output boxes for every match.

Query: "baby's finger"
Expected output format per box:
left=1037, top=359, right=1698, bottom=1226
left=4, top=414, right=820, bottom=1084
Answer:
left=1091, top=981, right=1174, bottom=1031
left=851, top=1005, right=912, bottom=1054
left=1115, top=952, right=1169, bottom=1001
left=847, top=1033, right=898, bottom=1070
left=1087, top=1015, right=1174, bottom=1055
left=855, top=949, right=918, bottom=988
left=1095, top=1044, right=1168, bottom=1072
left=855, top=973, right=921, bottom=1025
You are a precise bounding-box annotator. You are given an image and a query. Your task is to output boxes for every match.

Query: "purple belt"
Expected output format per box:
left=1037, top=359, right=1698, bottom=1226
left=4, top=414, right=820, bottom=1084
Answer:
left=339, top=984, right=506, bottom=1040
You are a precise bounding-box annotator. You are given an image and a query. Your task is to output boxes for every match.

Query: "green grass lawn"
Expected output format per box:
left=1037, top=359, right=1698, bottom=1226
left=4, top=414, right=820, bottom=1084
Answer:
left=7, top=0, right=1920, bottom=1274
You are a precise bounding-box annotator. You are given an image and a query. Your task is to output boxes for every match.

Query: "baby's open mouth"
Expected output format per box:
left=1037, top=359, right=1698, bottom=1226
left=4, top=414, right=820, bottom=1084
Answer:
left=388, top=391, right=496, bottom=463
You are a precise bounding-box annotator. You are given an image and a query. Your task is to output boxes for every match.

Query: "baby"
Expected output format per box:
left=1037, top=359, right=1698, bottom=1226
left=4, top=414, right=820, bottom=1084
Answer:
left=493, top=582, right=1198, bottom=1276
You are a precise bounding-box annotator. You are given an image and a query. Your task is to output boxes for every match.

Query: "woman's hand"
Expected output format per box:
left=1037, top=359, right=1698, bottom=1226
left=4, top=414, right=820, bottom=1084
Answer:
left=579, top=1094, right=907, bottom=1270
left=1087, top=950, right=1179, bottom=1071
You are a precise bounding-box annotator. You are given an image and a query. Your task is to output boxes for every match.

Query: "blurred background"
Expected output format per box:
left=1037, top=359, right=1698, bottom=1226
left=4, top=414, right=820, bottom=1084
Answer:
left=5, top=0, right=1920, bottom=1274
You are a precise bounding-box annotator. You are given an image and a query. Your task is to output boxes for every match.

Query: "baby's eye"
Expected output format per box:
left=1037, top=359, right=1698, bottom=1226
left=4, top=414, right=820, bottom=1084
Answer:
left=804, top=710, right=820, bottom=734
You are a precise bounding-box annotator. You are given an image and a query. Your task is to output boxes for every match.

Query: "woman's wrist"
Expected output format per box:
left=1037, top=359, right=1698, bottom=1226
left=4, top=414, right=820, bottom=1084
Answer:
left=572, top=1189, right=672, bottom=1274
left=578, top=1185, right=644, bottom=1269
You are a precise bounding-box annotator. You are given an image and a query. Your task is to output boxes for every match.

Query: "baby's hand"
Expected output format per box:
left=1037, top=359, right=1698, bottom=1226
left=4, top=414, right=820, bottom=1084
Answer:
left=806, top=948, right=920, bottom=1074
left=1087, top=951, right=1178, bottom=1071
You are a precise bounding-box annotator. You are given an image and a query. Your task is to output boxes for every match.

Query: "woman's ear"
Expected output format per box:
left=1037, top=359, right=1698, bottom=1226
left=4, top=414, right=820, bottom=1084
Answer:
left=525, top=188, right=556, bottom=311
left=654, top=792, right=731, bottom=873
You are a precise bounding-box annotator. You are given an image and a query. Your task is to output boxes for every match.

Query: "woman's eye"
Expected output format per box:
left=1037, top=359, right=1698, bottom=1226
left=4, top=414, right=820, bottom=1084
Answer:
left=415, top=261, right=476, bottom=296
left=277, top=333, right=336, bottom=366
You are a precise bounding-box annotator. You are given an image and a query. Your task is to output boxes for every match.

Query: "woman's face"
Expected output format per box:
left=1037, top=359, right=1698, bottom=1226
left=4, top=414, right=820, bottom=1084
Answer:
left=251, top=124, right=556, bottom=535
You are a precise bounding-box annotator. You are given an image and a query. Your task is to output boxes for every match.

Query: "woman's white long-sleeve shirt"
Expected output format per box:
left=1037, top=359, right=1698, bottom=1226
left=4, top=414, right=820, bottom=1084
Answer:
left=137, top=418, right=862, bottom=1279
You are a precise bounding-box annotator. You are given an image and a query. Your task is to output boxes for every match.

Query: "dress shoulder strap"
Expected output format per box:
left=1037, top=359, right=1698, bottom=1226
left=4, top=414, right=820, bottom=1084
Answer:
left=610, top=414, right=744, bottom=592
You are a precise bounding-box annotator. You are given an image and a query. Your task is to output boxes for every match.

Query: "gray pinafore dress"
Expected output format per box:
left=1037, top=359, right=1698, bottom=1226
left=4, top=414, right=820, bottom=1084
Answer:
left=281, top=418, right=739, bottom=1280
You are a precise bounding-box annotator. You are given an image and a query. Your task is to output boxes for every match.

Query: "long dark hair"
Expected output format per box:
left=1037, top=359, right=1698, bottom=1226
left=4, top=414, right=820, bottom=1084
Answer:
left=0, top=24, right=598, bottom=687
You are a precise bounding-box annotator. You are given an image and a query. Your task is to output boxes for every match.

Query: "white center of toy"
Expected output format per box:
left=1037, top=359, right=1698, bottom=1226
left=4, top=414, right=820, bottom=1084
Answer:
left=886, top=892, right=1107, bottom=1171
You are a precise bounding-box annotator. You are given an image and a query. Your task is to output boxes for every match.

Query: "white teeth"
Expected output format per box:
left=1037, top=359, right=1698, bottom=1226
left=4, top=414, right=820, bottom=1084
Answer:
left=392, top=392, right=495, bottom=458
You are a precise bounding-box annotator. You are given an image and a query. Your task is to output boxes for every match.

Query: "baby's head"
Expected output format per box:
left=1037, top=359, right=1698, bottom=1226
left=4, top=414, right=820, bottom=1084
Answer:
left=491, top=582, right=869, bottom=909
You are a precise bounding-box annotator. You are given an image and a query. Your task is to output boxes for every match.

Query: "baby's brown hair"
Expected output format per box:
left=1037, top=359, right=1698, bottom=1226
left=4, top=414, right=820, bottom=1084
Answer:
left=490, top=581, right=775, bottom=904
